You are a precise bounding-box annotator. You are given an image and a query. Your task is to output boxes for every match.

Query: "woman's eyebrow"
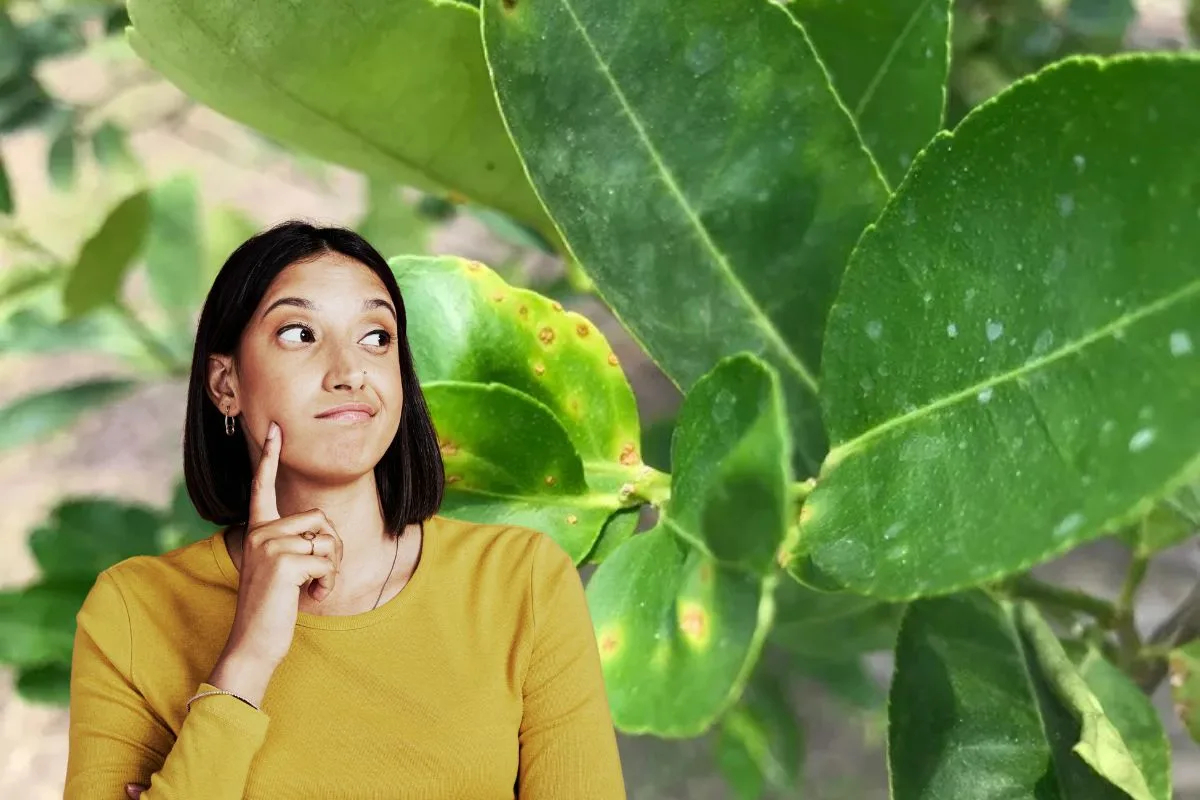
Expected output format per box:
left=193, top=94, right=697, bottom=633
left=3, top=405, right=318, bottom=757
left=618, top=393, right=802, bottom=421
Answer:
left=259, top=296, right=396, bottom=321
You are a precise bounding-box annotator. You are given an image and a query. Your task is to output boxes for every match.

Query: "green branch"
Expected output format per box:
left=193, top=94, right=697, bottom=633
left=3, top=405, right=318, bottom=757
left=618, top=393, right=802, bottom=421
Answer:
left=1002, top=574, right=1118, bottom=628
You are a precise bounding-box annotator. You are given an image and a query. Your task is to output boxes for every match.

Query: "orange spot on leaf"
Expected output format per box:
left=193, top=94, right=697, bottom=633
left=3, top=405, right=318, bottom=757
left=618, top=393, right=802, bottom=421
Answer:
left=539, top=326, right=556, bottom=345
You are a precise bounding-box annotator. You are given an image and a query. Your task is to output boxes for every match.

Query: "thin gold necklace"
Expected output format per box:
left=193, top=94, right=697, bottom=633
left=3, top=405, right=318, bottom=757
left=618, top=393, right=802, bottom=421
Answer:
left=372, top=531, right=402, bottom=610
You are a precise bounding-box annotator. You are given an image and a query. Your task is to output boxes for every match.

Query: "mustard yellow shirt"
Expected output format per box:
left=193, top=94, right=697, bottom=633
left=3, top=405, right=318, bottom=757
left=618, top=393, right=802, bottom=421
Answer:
left=65, top=515, right=626, bottom=798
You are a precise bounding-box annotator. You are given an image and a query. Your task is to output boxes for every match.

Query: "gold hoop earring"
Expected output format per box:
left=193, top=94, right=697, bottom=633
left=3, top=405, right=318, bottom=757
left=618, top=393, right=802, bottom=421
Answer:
left=225, top=414, right=236, bottom=436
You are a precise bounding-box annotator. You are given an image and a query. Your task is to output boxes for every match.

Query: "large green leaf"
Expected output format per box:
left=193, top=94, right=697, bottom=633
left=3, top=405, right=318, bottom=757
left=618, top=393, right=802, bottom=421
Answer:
left=798, top=55, right=1200, bottom=598
left=889, top=592, right=1164, bottom=800
left=394, top=255, right=644, bottom=559
left=125, top=0, right=551, bottom=238
left=0, top=378, right=137, bottom=453
left=28, top=498, right=163, bottom=579
left=482, top=0, right=888, bottom=476
left=586, top=353, right=791, bottom=735
left=0, top=578, right=92, bottom=668
left=46, top=113, right=77, bottom=190
left=63, top=190, right=151, bottom=318
left=423, top=380, right=623, bottom=561
left=785, top=0, right=952, bottom=188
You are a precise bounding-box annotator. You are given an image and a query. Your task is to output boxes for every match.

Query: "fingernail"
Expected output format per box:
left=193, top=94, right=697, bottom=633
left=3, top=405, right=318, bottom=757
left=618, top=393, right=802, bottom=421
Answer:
left=267, top=421, right=279, bottom=440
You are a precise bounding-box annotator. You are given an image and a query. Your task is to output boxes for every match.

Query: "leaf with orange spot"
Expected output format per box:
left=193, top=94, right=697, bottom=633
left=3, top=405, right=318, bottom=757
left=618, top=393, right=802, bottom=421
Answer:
left=586, top=353, right=792, bottom=734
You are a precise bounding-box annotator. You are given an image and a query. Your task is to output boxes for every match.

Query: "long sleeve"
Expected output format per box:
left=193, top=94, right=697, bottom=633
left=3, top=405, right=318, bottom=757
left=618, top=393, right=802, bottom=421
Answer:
left=65, top=568, right=270, bottom=799
left=517, top=534, right=626, bottom=798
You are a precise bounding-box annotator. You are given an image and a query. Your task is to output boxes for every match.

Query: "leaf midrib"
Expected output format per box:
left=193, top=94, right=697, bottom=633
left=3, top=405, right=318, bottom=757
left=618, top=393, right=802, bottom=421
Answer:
left=553, top=0, right=819, bottom=392
left=829, top=275, right=1200, bottom=462
left=854, top=0, right=937, bottom=122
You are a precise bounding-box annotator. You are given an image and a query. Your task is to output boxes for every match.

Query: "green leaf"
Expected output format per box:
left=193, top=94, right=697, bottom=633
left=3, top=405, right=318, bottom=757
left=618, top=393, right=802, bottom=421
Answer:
left=771, top=580, right=902, bottom=660
left=889, top=592, right=1162, bottom=800
left=28, top=498, right=163, bottom=579
left=481, top=0, right=889, bottom=476
left=19, top=11, right=87, bottom=59
left=785, top=0, right=952, bottom=187
left=586, top=353, right=791, bottom=735
left=1169, top=641, right=1200, bottom=743
left=15, top=662, right=71, bottom=706
left=0, top=378, right=137, bottom=453
left=799, top=55, right=1200, bottom=599
left=1077, top=651, right=1171, bottom=800
left=144, top=174, right=205, bottom=318
left=47, top=116, right=77, bottom=191
left=63, top=190, right=151, bottom=318
left=714, top=661, right=803, bottom=799
left=0, top=578, right=92, bottom=668
left=1121, top=498, right=1196, bottom=558
left=91, top=120, right=136, bottom=170
left=0, top=75, right=53, bottom=134
left=125, top=0, right=552, bottom=240
left=357, top=181, right=431, bottom=259
left=394, top=255, right=644, bottom=560
left=0, top=149, right=12, bottom=213
left=423, top=380, right=613, bottom=561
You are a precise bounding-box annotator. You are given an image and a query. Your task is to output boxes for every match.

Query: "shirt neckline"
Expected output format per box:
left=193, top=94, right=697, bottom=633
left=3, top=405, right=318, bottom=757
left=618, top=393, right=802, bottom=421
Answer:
left=209, top=515, right=438, bottom=630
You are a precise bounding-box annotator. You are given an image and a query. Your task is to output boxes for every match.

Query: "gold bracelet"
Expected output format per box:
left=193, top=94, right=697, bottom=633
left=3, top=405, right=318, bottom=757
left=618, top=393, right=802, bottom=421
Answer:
left=186, top=689, right=260, bottom=713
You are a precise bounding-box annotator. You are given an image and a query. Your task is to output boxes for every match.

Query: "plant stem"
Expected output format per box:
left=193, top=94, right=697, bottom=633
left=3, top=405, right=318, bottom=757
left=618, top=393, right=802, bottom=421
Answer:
left=1003, top=574, right=1118, bottom=627
left=625, top=465, right=671, bottom=508
left=112, top=299, right=187, bottom=375
left=1113, top=552, right=1149, bottom=670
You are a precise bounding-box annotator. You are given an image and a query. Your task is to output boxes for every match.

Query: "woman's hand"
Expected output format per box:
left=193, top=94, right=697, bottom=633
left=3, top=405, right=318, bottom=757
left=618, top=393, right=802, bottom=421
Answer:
left=222, top=421, right=345, bottom=669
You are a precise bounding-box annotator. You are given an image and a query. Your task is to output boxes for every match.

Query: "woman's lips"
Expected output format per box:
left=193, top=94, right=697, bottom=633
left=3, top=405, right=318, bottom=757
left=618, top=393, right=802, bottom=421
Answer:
left=316, top=403, right=375, bottom=422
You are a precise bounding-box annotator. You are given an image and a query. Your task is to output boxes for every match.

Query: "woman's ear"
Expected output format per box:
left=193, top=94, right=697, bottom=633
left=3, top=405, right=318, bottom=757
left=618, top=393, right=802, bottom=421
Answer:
left=206, top=353, right=239, bottom=415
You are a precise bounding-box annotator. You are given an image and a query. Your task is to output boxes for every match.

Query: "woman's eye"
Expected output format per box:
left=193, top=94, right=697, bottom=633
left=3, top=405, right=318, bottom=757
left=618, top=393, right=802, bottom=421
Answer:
left=362, top=330, right=392, bottom=347
left=279, top=325, right=314, bottom=343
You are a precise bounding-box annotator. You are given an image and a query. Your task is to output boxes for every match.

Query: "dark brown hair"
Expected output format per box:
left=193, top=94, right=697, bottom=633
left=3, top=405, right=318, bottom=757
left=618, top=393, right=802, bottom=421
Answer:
left=181, top=220, right=444, bottom=533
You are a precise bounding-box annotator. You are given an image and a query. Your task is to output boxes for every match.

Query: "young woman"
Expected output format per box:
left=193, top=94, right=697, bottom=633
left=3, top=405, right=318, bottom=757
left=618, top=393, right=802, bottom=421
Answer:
left=64, top=221, right=626, bottom=799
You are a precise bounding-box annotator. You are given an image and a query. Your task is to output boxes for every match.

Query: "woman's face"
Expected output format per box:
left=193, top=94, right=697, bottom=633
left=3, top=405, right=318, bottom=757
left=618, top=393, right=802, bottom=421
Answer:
left=208, top=253, right=404, bottom=483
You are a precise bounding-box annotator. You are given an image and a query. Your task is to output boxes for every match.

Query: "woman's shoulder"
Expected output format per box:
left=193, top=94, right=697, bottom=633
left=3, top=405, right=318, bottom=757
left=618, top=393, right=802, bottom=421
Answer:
left=430, top=514, right=571, bottom=579
left=98, top=529, right=231, bottom=607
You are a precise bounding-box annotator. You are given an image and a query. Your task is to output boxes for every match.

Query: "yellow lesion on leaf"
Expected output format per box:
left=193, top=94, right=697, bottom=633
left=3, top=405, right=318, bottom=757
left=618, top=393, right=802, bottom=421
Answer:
left=597, top=625, right=622, bottom=661
left=538, top=326, right=556, bottom=345
left=533, top=362, right=546, bottom=376
left=607, top=352, right=620, bottom=367
left=678, top=602, right=710, bottom=648
left=619, top=442, right=640, bottom=466
left=545, top=475, right=557, bottom=487
left=576, top=322, right=590, bottom=338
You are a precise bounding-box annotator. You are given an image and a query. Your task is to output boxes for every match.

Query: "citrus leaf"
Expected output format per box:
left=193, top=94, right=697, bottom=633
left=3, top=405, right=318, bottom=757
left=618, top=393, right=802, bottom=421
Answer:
left=786, top=0, right=952, bottom=187
left=46, top=118, right=76, bottom=190
left=481, top=0, right=889, bottom=475
left=890, top=592, right=1163, bottom=799
left=586, top=353, right=790, bottom=735
left=0, top=579, right=92, bottom=668
left=714, top=661, right=803, bottom=799
left=125, top=0, right=552, bottom=239
left=91, top=120, right=136, bottom=170
left=423, top=380, right=617, bottom=561
left=144, top=174, right=205, bottom=317
left=63, top=190, right=151, bottom=318
left=357, top=181, right=431, bottom=259
left=800, top=55, right=1200, bottom=598
left=395, top=255, right=644, bottom=560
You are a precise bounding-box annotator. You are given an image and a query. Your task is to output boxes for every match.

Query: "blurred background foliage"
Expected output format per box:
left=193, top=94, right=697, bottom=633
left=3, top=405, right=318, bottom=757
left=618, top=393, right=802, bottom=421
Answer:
left=0, top=0, right=1196, bottom=797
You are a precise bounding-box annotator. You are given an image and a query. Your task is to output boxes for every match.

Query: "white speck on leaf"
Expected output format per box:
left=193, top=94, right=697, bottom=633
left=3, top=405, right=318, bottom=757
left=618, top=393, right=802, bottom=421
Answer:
left=1129, top=428, right=1156, bottom=453
left=883, top=522, right=904, bottom=541
left=887, top=543, right=911, bottom=562
left=1073, top=154, right=1085, bottom=172
left=1057, top=194, right=1075, bottom=217
left=925, top=46, right=932, bottom=59
left=1139, top=406, right=1153, bottom=421
left=1054, top=512, right=1085, bottom=538
left=1016, top=261, right=1024, bottom=271
left=977, top=387, right=994, bottom=404
left=866, top=320, right=883, bottom=340
left=922, top=291, right=933, bottom=305
left=1170, top=331, right=1193, bottom=356
left=986, top=320, right=1004, bottom=342
left=1032, top=328, right=1055, bottom=357
left=947, top=323, right=958, bottom=338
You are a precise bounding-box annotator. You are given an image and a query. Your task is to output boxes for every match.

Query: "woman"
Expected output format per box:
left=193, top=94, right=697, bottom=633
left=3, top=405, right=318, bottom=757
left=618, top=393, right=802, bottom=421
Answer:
left=64, top=221, right=626, bottom=799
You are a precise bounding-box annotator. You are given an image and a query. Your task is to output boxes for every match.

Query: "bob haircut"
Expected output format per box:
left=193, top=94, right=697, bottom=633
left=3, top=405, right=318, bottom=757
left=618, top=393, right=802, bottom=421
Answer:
left=182, top=220, right=444, bottom=535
